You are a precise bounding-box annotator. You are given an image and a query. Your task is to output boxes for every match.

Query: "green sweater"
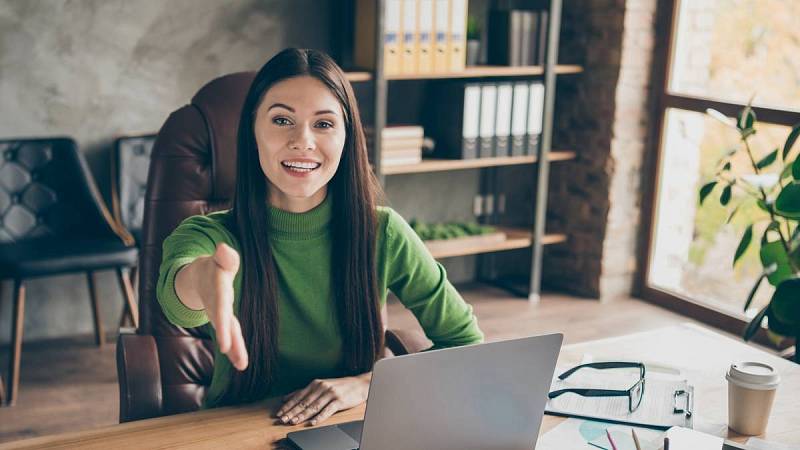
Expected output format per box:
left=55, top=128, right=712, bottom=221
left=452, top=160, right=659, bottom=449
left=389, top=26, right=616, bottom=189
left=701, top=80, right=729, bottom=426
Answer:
left=157, top=194, right=484, bottom=407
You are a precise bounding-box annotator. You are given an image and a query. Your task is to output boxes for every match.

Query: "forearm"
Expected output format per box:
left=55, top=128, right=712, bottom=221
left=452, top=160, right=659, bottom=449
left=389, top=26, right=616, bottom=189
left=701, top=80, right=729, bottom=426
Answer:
left=174, top=257, right=210, bottom=311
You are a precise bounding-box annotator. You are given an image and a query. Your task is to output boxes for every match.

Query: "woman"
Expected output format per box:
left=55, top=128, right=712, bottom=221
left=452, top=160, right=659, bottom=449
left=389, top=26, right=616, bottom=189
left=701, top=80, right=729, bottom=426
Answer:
left=157, top=48, right=483, bottom=427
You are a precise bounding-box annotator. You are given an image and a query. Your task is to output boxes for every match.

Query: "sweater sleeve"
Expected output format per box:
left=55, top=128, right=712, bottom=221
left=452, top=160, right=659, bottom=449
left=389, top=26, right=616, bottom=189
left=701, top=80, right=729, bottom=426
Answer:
left=384, top=208, right=484, bottom=349
left=157, top=214, right=237, bottom=328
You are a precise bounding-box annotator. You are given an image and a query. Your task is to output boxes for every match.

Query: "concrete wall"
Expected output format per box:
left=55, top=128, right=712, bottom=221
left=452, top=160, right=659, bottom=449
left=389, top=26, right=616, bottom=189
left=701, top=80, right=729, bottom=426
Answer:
left=0, top=0, right=482, bottom=344
left=0, top=0, right=334, bottom=343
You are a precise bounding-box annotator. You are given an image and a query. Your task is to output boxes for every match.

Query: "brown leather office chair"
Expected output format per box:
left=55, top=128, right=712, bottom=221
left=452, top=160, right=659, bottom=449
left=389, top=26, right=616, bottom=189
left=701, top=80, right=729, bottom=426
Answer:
left=116, top=72, right=430, bottom=422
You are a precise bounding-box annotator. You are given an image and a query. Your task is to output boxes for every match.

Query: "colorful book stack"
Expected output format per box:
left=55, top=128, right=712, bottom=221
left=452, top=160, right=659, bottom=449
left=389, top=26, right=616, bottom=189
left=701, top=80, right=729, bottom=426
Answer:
left=366, top=125, right=424, bottom=166
left=487, top=9, right=549, bottom=66
left=355, top=0, right=468, bottom=76
left=426, top=81, right=545, bottom=159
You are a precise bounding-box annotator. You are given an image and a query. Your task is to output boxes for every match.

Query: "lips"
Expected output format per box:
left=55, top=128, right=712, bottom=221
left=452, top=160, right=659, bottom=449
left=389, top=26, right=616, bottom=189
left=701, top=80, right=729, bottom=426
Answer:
left=281, top=160, right=321, bottom=172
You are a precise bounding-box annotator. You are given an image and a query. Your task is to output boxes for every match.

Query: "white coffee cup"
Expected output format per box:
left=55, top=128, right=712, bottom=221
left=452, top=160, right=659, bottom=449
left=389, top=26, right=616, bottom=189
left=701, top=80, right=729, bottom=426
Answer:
left=725, top=361, right=780, bottom=435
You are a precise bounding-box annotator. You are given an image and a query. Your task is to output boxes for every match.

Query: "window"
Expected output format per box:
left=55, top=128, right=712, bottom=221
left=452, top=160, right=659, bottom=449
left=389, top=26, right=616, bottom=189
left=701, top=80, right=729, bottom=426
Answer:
left=642, top=0, right=800, bottom=334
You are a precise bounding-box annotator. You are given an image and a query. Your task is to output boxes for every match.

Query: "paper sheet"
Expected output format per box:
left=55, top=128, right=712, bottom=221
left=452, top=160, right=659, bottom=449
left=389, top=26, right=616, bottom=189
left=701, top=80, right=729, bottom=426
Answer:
left=545, top=366, right=691, bottom=429
left=538, top=418, right=665, bottom=450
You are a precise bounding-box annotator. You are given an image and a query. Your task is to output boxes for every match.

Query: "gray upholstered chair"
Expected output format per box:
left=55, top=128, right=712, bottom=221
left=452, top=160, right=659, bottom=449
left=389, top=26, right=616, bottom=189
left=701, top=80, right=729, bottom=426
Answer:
left=0, top=137, right=138, bottom=406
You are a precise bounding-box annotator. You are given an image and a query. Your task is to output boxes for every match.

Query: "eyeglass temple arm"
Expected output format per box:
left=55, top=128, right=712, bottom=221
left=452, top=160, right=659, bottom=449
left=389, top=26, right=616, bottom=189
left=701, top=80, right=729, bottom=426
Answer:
left=548, top=388, right=629, bottom=399
left=557, top=362, right=644, bottom=380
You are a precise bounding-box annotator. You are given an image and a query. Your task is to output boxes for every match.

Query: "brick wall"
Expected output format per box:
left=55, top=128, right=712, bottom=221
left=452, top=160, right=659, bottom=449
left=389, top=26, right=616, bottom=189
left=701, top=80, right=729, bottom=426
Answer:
left=543, top=0, right=659, bottom=300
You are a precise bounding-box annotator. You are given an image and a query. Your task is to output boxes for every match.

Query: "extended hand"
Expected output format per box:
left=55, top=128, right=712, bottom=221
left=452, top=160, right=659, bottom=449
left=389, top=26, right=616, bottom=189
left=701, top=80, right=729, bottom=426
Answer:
left=206, top=243, right=248, bottom=371
left=276, top=374, right=372, bottom=426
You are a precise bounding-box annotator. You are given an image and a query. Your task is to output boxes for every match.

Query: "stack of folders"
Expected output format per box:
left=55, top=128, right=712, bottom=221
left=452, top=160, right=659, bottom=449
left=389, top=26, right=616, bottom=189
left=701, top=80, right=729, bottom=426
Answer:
left=487, top=9, right=549, bottom=66
left=366, top=126, right=424, bottom=166
left=355, top=0, right=468, bottom=76
left=427, top=81, right=545, bottom=159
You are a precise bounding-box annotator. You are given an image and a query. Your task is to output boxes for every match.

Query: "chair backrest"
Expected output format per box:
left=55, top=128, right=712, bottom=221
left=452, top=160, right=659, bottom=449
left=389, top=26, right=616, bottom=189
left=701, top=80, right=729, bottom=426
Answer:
left=117, top=72, right=256, bottom=419
left=0, top=137, right=131, bottom=246
left=139, top=71, right=256, bottom=337
left=112, top=135, right=156, bottom=243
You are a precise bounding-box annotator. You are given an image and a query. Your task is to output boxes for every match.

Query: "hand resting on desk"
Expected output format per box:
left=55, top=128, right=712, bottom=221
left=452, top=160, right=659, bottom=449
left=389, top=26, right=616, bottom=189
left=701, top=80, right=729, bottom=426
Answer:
left=277, top=373, right=372, bottom=426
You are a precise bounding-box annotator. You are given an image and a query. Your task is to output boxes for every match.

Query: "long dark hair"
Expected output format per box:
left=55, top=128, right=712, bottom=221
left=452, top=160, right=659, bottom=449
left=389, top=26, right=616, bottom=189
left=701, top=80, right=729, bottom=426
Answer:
left=221, top=48, right=384, bottom=404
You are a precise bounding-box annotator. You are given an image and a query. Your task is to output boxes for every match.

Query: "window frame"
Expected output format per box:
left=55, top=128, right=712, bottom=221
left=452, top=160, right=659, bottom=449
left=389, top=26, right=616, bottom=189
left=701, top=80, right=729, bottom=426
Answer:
left=637, top=0, right=800, bottom=349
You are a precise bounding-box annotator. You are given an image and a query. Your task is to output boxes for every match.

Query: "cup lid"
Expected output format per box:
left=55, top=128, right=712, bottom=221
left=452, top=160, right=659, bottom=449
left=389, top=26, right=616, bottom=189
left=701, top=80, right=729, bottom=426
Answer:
left=726, top=361, right=780, bottom=390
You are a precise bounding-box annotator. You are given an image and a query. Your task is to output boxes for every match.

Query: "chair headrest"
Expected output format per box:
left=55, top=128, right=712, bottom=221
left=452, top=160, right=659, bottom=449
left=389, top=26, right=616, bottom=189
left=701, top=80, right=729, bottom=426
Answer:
left=190, top=71, right=256, bottom=201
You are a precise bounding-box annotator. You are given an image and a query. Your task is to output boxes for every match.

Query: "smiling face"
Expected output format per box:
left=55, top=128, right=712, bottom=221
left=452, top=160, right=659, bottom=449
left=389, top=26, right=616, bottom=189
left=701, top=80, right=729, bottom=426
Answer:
left=253, top=75, right=347, bottom=213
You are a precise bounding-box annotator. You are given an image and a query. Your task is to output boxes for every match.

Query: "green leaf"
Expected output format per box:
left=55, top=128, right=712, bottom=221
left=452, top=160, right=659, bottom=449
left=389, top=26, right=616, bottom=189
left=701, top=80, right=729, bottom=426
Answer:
left=756, top=198, right=772, bottom=213
left=760, top=241, right=793, bottom=286
left=737, top=106, right=756, bottom=131
left=770, top=279, right=800, bottom=330
left=765, top=329, right=787, bottom=346
left=733, top=224, right=753, bottom=267
left=707, top=108, right=737, bottom=129
left=726, top=204, right=741, bottom=224
left=756, top=149, right=778, bottom=170
left=722, top=161, right=732, bottom=171
left=782, top=123, right=800, bottom=160
left=761, top=221, right=781, bottom=243
left=743, top=305, right=768, bottom=342
left=743, top=272, right=767, bottom=313
left=699, top=181, right=717, bottom=205
left=781, top=163, right=793, bottom=181
left=793, top=154, right=800, bottom=180
left=774, top=182, right=800, bottom=218
left=720, top=184, right=733, bottom=206
left=740, top=128, right=757, bottom=139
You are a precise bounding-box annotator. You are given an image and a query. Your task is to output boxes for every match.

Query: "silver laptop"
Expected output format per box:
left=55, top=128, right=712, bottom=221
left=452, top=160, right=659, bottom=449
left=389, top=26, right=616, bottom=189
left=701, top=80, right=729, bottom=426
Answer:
left=287, top=333, right=563, bottom=450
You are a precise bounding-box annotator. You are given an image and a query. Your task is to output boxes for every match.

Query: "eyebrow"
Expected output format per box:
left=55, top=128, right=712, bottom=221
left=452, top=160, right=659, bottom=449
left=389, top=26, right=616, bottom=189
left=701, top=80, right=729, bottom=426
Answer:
left=267, top=103, right=338, bottom=116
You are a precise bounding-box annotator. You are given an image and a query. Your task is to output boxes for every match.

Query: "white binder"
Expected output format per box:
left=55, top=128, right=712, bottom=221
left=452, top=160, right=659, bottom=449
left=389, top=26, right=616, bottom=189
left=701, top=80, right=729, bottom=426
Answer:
left=462, top=83, right=482, bottom=159
left=417, top=0, right=434, bottom=73
left=479, top=83, right=498, bottom=158
left=511, top=82, right=529, bottom=156
left=526, top=81, right=545, bottom=155
left=494, top=83, right=513, bottom=157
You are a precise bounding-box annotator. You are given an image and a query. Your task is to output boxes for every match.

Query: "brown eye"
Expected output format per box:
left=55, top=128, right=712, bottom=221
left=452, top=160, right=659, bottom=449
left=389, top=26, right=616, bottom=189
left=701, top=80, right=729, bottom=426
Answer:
left=316, top=120, right=334, bottom=129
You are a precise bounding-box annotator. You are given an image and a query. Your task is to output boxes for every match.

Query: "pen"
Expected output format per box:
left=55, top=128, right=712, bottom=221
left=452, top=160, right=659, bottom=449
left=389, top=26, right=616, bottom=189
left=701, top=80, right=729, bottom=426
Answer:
left=606, top=429, right=618, bottom=450
left=632, top=428, right=642, bottom=450
left=664, top=436, right=670, bottom=450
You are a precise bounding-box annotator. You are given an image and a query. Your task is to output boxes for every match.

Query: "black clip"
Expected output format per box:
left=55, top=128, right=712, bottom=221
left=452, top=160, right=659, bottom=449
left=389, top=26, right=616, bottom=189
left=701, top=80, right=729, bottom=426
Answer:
left=673, top=389, right=692, bottom=418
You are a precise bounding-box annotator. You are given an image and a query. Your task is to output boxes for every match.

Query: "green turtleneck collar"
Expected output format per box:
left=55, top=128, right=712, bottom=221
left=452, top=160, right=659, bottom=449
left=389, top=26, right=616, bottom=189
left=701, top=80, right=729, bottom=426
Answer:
left=266, top=194, right=333, bottom=240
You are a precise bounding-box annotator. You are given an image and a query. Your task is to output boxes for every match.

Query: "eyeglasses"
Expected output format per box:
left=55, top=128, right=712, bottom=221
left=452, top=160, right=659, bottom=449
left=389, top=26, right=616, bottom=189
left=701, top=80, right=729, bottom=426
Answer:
left=548, top=362, right=646, bottom=413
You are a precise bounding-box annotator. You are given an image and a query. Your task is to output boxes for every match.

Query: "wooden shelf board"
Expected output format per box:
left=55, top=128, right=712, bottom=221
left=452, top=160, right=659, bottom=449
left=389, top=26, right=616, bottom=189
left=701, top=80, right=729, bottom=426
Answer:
left=426, top=227, right=567, bottom=259
left=382, top=150, right=576, bottom=175
left=385, top=65, right=584, bottom=80
left=345, top=71, right=373, bottom=82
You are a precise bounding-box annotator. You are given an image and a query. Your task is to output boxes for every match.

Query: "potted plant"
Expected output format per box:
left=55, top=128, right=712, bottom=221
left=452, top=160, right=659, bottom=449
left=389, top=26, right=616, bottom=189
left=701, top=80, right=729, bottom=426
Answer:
left=466, top=15, right=481, bottom=66
left=699, top=104, right=800, bottom=362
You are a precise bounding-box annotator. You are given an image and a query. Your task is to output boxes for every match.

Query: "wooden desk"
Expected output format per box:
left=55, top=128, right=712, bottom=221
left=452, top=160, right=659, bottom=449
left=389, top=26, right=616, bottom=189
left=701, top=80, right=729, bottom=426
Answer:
left=2, top=324, right=797, bottom=449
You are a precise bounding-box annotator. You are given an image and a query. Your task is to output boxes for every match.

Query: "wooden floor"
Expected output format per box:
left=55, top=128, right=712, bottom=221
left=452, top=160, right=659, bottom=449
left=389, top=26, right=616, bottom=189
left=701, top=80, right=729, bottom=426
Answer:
left=0, top=283, right=739, bottom=444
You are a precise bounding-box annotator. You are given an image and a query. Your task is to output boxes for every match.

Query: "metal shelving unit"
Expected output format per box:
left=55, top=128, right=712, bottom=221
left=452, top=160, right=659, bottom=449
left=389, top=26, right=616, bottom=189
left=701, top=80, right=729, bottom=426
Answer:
left=346, top=0, right=574, bottom=301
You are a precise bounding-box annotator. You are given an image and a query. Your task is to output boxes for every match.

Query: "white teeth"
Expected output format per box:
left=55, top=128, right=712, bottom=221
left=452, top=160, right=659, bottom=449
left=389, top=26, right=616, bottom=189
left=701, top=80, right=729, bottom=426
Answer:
left=282, top=161, right=320, bottom=169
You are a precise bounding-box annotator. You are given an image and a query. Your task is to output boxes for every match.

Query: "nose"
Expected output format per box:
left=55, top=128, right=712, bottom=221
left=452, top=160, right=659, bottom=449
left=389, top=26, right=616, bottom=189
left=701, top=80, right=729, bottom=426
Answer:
left=289, top=125, right=315, bottom=151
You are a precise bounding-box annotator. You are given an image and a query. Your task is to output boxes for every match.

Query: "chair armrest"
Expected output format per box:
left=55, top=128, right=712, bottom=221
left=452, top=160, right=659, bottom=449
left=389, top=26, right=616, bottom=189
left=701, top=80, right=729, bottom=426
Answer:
left=116, top=332, right=163, bottom=423
left=385, top=329, right=432, bottom=356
